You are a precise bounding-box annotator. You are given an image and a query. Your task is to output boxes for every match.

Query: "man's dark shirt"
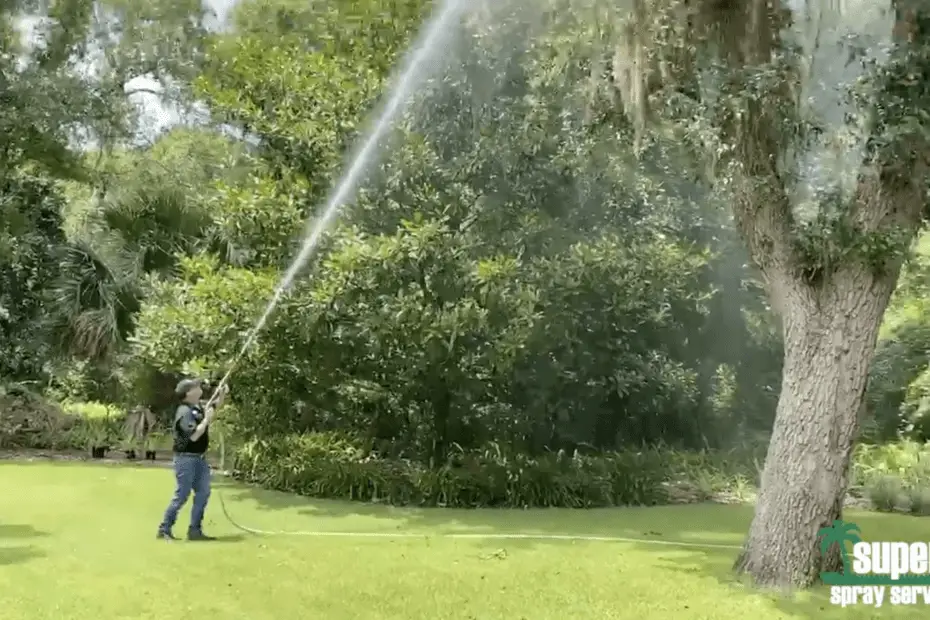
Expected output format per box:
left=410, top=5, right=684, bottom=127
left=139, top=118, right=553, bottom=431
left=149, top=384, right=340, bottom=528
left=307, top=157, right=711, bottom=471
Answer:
left=173, top=403, right=209, bottom=454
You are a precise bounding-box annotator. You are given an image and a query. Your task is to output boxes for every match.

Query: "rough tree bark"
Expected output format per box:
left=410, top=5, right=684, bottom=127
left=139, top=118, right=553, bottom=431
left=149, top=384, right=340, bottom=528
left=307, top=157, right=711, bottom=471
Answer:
left=732, top=266, right=899, bottom=586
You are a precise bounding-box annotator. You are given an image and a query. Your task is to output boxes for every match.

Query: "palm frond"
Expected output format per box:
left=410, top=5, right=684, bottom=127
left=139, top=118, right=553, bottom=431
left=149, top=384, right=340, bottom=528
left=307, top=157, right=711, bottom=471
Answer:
left=99, top=172, right=210, bottom=273
left=44, top=235, right=142, bottom=361
left=67, top=308, right=122, bottom=360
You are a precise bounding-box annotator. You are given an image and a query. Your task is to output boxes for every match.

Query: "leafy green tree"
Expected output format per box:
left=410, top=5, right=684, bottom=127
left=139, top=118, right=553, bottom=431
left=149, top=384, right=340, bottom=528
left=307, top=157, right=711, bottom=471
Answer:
left=613, top=0, right=930, bottom=586
left=512, top=236, right=711, bottom=452
left=275, top=219, right=540, bottom=462
left=867, top=232, right=930, bottom=441
left=46, top=128, right=245, bottom=366
left=0, top=172, right=68, bottom=379
left=0, top=0, right=215, bottom=386
left=358, top=1, right=774, bottom=450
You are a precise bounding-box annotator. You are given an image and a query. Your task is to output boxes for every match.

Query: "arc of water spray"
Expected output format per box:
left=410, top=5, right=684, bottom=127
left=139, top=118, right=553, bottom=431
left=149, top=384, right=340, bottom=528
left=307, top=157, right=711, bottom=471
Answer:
left=203, top=0, right=469, bottom=408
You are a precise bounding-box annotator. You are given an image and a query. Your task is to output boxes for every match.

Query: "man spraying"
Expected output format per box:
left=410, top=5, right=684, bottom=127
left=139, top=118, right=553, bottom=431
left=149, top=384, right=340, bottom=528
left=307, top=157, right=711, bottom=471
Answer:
left=156, top=378, right=228, bottom=541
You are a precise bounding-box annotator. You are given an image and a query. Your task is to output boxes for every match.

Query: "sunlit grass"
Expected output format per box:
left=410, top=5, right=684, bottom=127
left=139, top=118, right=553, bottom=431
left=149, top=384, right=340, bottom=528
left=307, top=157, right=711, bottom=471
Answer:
left=0, top=462, right=923, bottom=619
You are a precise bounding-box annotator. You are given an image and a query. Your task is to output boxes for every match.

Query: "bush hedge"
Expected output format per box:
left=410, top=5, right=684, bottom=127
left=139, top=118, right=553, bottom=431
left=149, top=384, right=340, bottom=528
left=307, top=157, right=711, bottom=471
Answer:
left=232, top=432, right=930, bottom=512
left=7, top=385, right=930, bottom=513
left=230, top=432, right=762, bottom=508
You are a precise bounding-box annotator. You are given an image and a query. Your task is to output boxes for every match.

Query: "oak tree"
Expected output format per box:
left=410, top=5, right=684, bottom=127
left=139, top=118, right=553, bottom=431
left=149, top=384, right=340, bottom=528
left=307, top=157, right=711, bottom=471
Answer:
left=617, top=0, right=930, bottom=587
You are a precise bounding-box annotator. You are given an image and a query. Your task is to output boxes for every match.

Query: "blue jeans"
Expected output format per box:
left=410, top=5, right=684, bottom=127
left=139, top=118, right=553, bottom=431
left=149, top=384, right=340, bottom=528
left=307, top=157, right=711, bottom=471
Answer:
left=159, top=454, right=211, bottom=534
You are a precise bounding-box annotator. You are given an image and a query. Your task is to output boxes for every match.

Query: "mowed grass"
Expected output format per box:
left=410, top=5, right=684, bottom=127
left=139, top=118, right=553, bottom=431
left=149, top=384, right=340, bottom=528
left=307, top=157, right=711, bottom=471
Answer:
left=0, top=463, right=923, bottom=620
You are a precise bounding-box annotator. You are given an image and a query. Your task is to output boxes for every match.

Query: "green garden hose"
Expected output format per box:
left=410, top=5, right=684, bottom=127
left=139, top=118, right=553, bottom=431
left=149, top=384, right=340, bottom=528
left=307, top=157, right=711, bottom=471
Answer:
left=212, top=427, right=742, bottom=548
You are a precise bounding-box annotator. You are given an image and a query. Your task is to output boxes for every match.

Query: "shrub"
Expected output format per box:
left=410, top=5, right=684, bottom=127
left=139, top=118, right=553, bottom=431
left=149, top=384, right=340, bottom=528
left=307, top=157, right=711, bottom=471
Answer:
left=60, top=400, right=123, bottom=420
left=0, top=384, right=76, bottom=449
left=0, top=386, right=128, bottom=452
left=688, top=469, right=727, bottom=501
left=652, top=445, right=762, bottom=503
left=852, top=440, right=930, bottom=488
left=866, top=475, right=903, bottom=512
left=233, top=433, right=674, bottom=508
left=907, top=486, right=930, bottom=516
left=226, top=435, right=930, bottom=511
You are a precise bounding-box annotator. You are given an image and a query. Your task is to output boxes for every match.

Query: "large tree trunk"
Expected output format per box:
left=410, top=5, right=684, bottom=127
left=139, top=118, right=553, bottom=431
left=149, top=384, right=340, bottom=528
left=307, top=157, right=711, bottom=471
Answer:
left=734, top=267, right=898, bottom=588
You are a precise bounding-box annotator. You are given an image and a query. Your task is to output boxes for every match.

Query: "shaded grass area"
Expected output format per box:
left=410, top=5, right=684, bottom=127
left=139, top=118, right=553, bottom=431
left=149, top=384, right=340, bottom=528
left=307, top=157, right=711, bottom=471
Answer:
left=0, top=461, right=922, bottom=619
left=0, top=523, right=47, bottom=566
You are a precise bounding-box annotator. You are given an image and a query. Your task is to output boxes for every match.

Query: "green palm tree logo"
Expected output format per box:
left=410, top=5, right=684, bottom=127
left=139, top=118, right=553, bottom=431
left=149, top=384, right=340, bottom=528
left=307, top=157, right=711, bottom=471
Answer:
left=819, top=519, right=862, bottom=584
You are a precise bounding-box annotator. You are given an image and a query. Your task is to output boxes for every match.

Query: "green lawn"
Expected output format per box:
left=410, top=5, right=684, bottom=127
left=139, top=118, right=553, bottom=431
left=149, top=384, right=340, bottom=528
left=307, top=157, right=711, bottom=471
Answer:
left=0, top=462, right=922, bottom=619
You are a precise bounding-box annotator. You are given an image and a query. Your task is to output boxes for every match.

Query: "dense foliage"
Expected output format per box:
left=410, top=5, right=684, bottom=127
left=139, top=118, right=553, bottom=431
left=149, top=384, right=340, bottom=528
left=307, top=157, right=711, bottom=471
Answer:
left=126, top=0, right=788, bottom=461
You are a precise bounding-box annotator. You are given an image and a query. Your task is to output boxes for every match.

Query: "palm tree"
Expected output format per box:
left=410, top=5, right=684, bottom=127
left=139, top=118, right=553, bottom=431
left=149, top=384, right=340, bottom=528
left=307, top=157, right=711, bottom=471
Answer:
left=48, top=129, right=237, bottom=362
left=44, top=235, right=142, bottom=362
left=818, top=520, right=863, bottom=573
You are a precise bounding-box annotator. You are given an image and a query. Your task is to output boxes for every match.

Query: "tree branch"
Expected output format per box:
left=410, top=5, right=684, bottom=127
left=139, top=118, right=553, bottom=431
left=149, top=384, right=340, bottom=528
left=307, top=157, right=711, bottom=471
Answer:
left=848, top=1, right=929, bottom=239
left=730, top=170, right=797, bottom=281
left=717, top=0, right=799, bottom=285
left=125, top=86, right=164, bottom=98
